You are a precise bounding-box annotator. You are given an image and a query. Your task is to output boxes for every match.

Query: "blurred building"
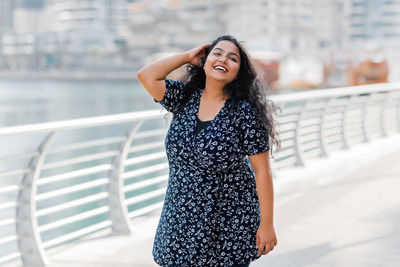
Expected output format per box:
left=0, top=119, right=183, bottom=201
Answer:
left=0, top=0, right=136, bottom=71
left=0, top=0, right=14, bottom=32
left=226, top=0, right=344, bottom=53
left=344, top=0, right=400, bottom=46
left=341, top=0, right=400, bottom=82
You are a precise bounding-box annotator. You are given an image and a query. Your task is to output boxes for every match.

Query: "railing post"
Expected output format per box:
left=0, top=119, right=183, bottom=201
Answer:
left=16, top=132, right=57, bottom=266
left=341, top=95, right=354, bottom=149
left=397, top=96, right=400, bottom=132
left=269, top=154, right=278, bottom=180
left=319, top=97, right=333, bottom=157
left=294, top=101, right=308, bottom=166
left=361, top=93, right=373, bottom=143
left=380, top=93, right=390, bottom=137
left=107, top=121, right=144, bottom=234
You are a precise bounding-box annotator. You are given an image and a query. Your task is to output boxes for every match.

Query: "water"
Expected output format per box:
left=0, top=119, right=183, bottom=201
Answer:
left=0, top=78, right=161, bottom=127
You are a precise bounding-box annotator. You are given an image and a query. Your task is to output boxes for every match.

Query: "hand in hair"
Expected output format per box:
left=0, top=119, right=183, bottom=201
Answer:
left=186, top=43, right=210, bottom=67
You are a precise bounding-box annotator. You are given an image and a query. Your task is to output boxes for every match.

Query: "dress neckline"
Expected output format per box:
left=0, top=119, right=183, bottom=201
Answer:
left=196, top=88, right=230, bottom=123
left=192, top=88, right=230, bottom=137
left=196, top=116, right=212, bottom=123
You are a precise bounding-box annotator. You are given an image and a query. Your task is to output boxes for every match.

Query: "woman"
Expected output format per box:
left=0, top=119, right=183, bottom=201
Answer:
left=137, top=35, right=280, bottom=267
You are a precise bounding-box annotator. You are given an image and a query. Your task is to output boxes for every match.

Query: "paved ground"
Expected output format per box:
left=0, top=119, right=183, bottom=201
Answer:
left=47, top=134, right=400, bottom=267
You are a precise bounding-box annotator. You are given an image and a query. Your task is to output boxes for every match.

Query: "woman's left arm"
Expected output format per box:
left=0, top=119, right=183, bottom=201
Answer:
left=248, top=151, right=278, bottom=256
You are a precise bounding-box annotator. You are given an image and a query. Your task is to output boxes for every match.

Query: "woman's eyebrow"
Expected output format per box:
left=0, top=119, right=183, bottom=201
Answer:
left=213, top=47, right=240, bottom=58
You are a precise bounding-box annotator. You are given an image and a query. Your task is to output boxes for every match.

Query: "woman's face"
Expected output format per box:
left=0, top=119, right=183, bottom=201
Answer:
left=203, top=40, right=241, bottom=85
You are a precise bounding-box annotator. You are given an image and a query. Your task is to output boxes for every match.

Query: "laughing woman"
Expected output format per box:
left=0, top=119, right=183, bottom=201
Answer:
left=137, top=35, right=281, bottom=267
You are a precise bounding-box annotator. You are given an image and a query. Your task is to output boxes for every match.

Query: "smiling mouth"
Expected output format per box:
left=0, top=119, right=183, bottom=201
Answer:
left=214, top=65, right=228, bottom=73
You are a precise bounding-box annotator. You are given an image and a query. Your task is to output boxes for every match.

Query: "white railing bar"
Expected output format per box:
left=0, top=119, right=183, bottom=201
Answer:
left=38, top=206, right=110, bottom=232
left=133, top=128, right=167, bottom=139
left=0, top=151, right=38, bottom=162
left=0, top=84, right=398, bottom=140
left=48, top=136, right=126, bottom=154
left=0, top=235, right=17, bottom=246
left=278, top=140, right=295, bottom=148
left=302, top=140, right=321, bottom=150
left=275, top=157, right=298, bottom=168
left=301, top=133, right=320, bottom=142
left=0, top=167, right=32, bottom=179
left=300, top=126, right=320, bottom=135
left=37, top=164, right=113, bottom=185
left=0, top=110, right=167, bottom=137
left=0, top=184, right=21, bottom=194
left=42, top=220, right=112, bottom=249
left=326, top=134, right=344, bottom=142
left=128, top=141, right=165, bottom=153
left=36, top=192, right=109, bottom=217
left=272, top=83, right=400, bottom=103
left=279, top=131, right=296, bottom=141
left=128, top=202, right=163, bottom=219
left=278, top=105, right=303, bottom=114
left=0, top=218, right=16, bottom=227
left=123, top=174, right=168, bottom=193
left=124, top=188, right=166, bottom=206
left=277, top=114, right=300, bottom=123
left=325, top=129, right=343, bottom=138
left=36, top=178, right=110, bottom=201
left=325, top=121, right=343, bottom=128
left=122, top=162, right=169, bottom=180
left=276, top=148, right=296, bottom=159
left=300, top=115, right=322, bottom=124
left=0, top=252, right=21, bottom=265
left=0, top=201, right=18, bottom=210
left=124, top=151, right=166, bottom=166
left=302, top=112, right=324, bottom=121
left=42, top=150, right=120, bottom=170
left=278, top=123, right=297, bottom=132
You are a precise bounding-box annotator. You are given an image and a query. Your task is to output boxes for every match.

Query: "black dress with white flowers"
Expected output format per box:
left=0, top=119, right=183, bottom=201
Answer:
left=152, top=79, right=270, bottom=267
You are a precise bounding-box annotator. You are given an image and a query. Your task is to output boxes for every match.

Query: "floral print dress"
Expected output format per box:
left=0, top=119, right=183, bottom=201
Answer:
left=152, top=79, right=270, bottom=267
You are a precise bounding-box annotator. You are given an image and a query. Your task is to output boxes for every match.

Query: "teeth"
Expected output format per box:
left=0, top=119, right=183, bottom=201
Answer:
left=214, top=66, right=227, bottom=72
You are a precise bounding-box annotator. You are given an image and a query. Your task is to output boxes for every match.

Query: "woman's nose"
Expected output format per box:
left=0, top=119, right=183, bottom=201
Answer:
left=218, top=55, right=228, bottom=63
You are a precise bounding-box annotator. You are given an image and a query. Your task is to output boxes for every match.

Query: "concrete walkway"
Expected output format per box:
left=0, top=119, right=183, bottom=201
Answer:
left=47, top=134, right=400, bottom=267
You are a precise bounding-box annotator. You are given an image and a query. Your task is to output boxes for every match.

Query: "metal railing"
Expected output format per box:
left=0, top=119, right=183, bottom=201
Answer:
left=0, top=83, right=399, bottom=266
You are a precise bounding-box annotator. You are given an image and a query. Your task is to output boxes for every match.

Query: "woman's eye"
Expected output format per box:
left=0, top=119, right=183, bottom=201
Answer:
left=230, top=57, right=237, bottom=62
left=213, top=52, right=221, bottom=56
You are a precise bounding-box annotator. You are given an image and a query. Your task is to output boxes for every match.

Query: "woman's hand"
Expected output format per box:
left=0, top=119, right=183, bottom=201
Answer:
left=186, top=43, right=210, bottom=67
left=256, top=223, right=277, bottom=257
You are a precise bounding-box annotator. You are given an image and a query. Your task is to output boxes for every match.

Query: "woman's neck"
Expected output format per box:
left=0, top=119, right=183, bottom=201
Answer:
left=204, top=79, right=228, bottom=101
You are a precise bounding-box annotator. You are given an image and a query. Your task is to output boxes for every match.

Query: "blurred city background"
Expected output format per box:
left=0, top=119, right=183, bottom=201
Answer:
left=1, top=0, right=399, bottom=126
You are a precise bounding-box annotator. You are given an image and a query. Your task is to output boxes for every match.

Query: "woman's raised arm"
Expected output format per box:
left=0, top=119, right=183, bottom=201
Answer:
left=137, top=43, right=210, bottom=101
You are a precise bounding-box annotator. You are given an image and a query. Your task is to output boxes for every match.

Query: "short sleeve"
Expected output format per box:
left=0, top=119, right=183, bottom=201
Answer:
left=239, top=102, right=270, bottom=156
left=153, top=79, right=186, bottom=113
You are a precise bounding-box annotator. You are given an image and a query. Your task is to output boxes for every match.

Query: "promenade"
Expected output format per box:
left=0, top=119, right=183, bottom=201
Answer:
left=44, top=134, right=400, bottom=267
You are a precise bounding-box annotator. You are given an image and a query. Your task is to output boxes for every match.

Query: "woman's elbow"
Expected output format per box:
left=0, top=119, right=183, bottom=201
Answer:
left=137, top=68, right=146, bottom=83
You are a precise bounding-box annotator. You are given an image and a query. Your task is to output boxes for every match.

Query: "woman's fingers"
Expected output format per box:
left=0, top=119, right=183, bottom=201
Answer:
left=262, top=244, right=270, bottom=255
left=257, top=242, right=266, bottom=256
left=258, top=240, right=277, bottom=256
left=187, top=43, right=210, bottom=66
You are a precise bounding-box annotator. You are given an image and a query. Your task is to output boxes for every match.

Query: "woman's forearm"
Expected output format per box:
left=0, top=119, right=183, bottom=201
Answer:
left=255, top=168, right=274, bottom=227
left=137, top=52, right=189, bottom=82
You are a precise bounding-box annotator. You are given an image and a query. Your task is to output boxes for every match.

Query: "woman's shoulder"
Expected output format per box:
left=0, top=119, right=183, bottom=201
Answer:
left=235, top=100, right=256, bottom=115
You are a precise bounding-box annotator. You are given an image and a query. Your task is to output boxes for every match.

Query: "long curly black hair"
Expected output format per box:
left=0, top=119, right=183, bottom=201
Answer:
left=178, top=35, right=281, bottom=157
